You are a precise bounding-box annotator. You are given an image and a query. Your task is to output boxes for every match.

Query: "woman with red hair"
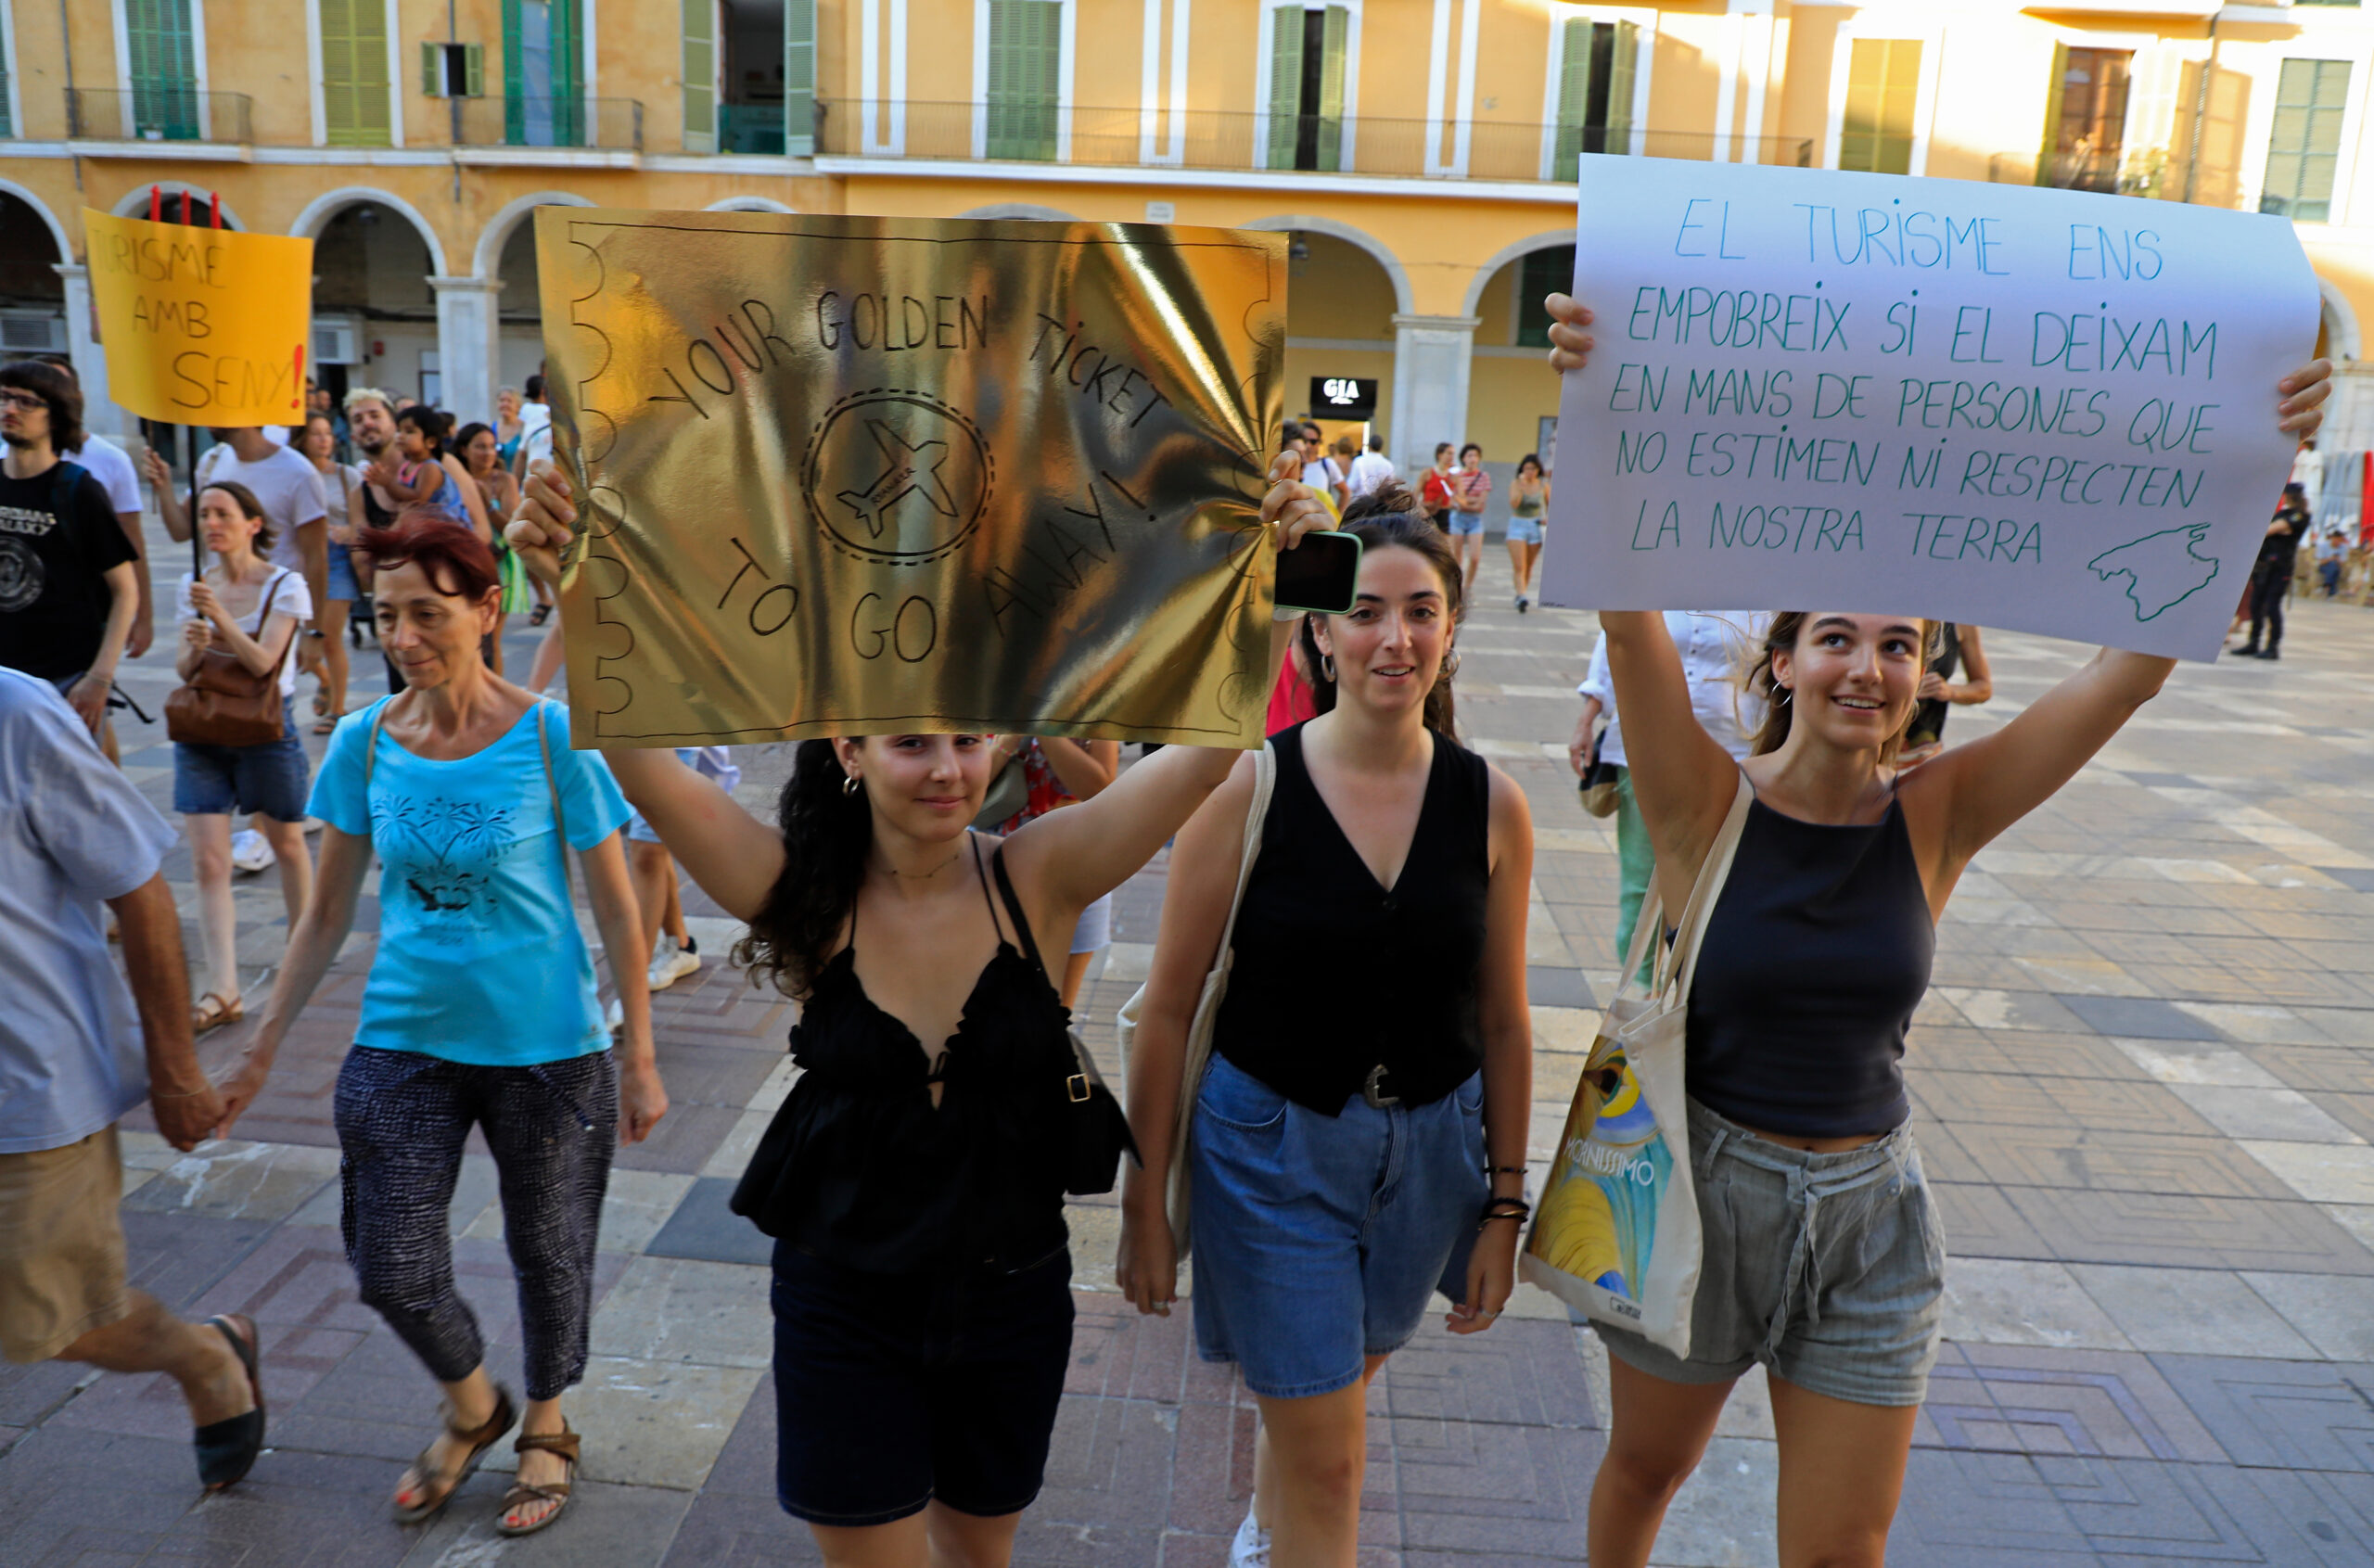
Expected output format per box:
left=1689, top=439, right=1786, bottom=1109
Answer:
left=216, top=513, right=665, bottom=1538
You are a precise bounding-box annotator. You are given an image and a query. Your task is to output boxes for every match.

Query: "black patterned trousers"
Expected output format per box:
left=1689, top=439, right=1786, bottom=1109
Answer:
left=334, top=1045, right=617, bottom=1400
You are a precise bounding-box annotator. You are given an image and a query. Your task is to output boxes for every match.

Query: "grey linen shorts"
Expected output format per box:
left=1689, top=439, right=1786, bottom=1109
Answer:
left=1596, top=1097, right=1946, bottom=1408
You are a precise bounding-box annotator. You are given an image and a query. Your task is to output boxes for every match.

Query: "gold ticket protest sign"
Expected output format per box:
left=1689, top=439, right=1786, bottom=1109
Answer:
left=537, top=208, right=1285, bottom=747
left=84, top=209, right=314, bottom=427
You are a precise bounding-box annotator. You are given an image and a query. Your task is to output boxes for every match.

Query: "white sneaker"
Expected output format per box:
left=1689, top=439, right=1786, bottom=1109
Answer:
left=648, top=934, right=700, bottom=992
left=230, top=829, right=274, bottom=873
left=1229, top=1510, right=1270, bottom=1568
left=604, top=996, right=624, bottom=1035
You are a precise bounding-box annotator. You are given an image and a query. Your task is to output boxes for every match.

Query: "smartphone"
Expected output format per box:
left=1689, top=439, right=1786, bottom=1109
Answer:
left=1273, top=530, right=1363, bottom=616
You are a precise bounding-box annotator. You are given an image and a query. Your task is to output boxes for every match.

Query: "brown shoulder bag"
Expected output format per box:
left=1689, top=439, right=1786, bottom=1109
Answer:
left=165, top=572, right=293, bottom=748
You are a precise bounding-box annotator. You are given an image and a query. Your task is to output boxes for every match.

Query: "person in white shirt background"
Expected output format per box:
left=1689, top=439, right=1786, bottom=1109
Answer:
left=1570, top=611, right=1770, bottom=976
left=1347, top=434, right=1396, bottom=503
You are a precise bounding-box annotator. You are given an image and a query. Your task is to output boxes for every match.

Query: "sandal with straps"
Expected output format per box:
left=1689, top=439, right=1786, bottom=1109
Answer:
left=391, top=1386, right=517, bottom=1524
left=496, top=1425, right=581, bottom=1537
left=192, top=991, right=243, bottom=1036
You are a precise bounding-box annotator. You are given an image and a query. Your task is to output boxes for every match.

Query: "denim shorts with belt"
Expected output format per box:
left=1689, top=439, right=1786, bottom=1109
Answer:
left=1596, top=1096, right=1946, bottom=1408
left=1189, top=1054, right=1487, bottom=1399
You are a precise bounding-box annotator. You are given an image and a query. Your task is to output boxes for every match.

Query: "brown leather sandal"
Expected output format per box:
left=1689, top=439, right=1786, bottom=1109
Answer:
left=192, top=992, right=243, bottom=1036
left=391, top=1385, right=517, bottom=1524
left=496, top=1426, right=580, bottom=1536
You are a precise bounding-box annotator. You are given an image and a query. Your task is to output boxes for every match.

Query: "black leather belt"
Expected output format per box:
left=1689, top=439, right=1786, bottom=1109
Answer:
left=1361, top=1064, right=1400, bottom=1109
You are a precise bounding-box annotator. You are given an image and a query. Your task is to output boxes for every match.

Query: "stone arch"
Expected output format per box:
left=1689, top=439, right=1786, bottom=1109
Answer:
left=288, top=187, right=451, bottom=275
left=471, top=190, right=596, bottom=280
left=107, top=181, right=246, bottom=228
left=0, top=180, right=71, bottom=261
left=705, top=197, right=798, bottom=214
left=2317, top=274, right=2361, bottom=363
left=1239, top=215, right=1413, bottom=316
left=954, top=202, right=1079, bottom=221
left=1460, top=231, right=1576, bottom=320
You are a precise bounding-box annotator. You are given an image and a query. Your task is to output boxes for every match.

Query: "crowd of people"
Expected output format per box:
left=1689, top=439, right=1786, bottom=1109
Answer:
left=0, top=295, right=2341, bottom=1568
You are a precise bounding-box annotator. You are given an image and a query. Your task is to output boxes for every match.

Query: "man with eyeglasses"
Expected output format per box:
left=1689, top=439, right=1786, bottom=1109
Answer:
left=0, top=363, right=139, bottom=743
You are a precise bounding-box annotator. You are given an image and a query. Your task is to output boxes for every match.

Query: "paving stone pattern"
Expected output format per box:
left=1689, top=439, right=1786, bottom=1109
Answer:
left=6, top=541, right=2374, bottom=1564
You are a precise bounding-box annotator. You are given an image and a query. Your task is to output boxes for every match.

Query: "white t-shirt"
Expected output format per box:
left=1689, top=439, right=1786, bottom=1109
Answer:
left=1347, top=451, right=1396, bottom=500
left=197, top=444, right=328, bottom=587
left=1577, top=610, right=1771, bottom=768
left=174, top=565, right=313, bottom=697
left=70, top=437, right=141, bottom=516
left=1303, top=456, right=1343, bottom=492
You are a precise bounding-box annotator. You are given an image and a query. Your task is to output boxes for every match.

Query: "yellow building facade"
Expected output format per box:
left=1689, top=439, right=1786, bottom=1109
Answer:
left=2, top=0, right=2369, bottom=472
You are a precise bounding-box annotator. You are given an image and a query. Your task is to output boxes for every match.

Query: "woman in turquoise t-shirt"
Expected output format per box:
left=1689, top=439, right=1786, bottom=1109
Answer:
left=219, top=516, right=664, bottom=1539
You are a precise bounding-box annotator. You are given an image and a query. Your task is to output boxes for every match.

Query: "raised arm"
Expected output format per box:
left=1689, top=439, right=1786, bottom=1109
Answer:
left=1598, top=612, right=1742, bottom=912
left=999, top=450, right=1327, bottom=912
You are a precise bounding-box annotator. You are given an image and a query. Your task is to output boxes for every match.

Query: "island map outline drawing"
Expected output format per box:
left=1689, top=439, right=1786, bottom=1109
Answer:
left=537, top=208, right=1286, bottom=746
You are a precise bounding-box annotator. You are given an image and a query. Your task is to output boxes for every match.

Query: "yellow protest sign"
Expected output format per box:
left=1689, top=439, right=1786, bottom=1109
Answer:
left=538, top=208, right=1285, bottom=748
left=83, top=209, right=314, bottom=427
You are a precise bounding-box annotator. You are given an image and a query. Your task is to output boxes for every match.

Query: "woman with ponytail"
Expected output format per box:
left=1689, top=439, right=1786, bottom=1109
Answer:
left=1537, top=292, right=2332, bottom=1568
left=505, top=453, right=1332, bottom=1568
left=1117, top=491, right=1537, bottom=1568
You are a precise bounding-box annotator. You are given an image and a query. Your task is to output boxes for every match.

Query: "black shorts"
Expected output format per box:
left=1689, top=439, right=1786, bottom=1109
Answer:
left=770, top=1241, right=1075, bottom=1526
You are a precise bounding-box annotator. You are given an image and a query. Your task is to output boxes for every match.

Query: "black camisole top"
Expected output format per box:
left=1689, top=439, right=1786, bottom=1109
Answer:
left=730, top=836, right=1077, bottom=1274
left=1685, top=792, right=1934, bottom=1138
left=1213, top=722, right=1491, bottom=1114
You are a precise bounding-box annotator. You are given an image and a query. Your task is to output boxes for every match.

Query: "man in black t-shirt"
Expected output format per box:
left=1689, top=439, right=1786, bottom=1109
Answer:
left=2240, top=483, right=2311, bottom=660
left=0, top=362, right=137, bottom=736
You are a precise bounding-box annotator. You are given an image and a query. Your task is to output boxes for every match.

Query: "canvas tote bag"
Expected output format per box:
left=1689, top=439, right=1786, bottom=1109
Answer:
left=1521, top=771, right=1754, bottom=1358
left=1114, top=741, right=1275, bottom=1262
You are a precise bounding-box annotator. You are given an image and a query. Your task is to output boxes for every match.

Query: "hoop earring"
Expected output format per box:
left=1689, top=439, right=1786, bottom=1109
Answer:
left=842, top=773, right=862, bottom=796
left=1442, top=650, right=1461, bottom=679
left=1774, top=685, right=1793, bottom=705
left=1321, top=654, right=1337, bottom=683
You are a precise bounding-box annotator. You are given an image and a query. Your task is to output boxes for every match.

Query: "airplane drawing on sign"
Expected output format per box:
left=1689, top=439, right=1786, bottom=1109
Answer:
left=835, top=418, right=958, bottom=540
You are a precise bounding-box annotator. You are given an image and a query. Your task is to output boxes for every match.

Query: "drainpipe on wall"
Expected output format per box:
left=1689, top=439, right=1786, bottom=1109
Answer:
left=450, top=0, right=465, bottom=203
left=57, top=0, right=83, bottom=193
left=2182, top=18, right=2219, bottom=205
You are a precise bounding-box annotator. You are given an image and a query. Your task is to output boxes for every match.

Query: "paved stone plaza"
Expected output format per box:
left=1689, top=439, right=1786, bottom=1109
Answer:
left=4, top=545, right=2373, bottom=1567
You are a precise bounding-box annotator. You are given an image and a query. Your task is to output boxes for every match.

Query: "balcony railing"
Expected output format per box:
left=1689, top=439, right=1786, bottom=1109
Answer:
left=1989, top=147, right=2171, bottom=198
left=67, top=86, right=251, bottom=145
left=820, top=102, right=1810, bottom=181
left=454, top=96, right=643, bottom=152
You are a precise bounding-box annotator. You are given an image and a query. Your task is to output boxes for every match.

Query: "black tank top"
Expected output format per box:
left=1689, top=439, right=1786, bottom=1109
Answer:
left=731, top=835, right=1077, bottom=1273
left=1214, top=723, right=1490, bottom=1114
left=1685, top=791, right=1934, bottom=1137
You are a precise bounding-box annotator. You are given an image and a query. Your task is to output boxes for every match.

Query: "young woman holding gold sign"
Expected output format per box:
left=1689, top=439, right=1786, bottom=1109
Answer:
left=506, top=452, right=1332, bottom=1568
left=1538, top=292, right=2332, bottom=1568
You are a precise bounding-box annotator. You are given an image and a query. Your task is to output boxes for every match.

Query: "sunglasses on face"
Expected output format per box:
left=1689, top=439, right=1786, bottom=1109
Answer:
left=0, top=390, right=46, bottom=412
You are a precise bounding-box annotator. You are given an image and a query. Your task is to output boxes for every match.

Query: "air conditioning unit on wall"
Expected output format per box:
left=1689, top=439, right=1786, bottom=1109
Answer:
left=313, top=319, right=363, bottom=365
left=0, top=312, right=70, bottom=354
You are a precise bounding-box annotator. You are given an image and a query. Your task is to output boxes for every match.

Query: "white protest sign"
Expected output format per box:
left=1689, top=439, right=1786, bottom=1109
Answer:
left=1539, top=155, right=2319, bottom=659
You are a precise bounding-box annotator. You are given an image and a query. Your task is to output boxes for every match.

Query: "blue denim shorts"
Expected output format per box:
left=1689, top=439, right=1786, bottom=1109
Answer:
left=1506, top=515, right=1545, bottom=546
left=1189, top=1054, right=1487, bottom=1398
left=1596, top=1097, right=1946, bottom=1408
left=325, top=544, right=361, bottom=602
left=172, top=698, right=312, bottom=822
left=1446, top=512, right=1485, bottom=537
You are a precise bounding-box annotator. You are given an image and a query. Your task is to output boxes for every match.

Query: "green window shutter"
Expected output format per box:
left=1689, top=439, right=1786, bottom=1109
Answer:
left=2262, top=57, right=2352, bottom=221
left=502, top=0, right=525, bottom=141
left=464, top=44, right=485, bottom=97
left=1841, top=37, right=1919, bottom=174
left=987, top=0, right=1060, bottom=161
left=1516, top=247, right=1576, bottom=348
left=0, top=14, right=13, bottom=137
left=785, top=0, right=815, bottom=154
left=422, top=40, right=444, bottom=97
left=1605, top=20, right=1638, bottom=149
left=1264, top=6, right=1304, bottom=171
left=682, top=0, right=715, bottom=151
left=2035, top=41, right=2069, bottom=185
left=1312, top=6, right=1346, bottom=172
left=1552, top=19, right=1589, bottom=180
left=127, top=0, right=201, bottom=140
left=552, top=0, right=583, bottom=146
left=324, top=0, right=391, bottom=147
